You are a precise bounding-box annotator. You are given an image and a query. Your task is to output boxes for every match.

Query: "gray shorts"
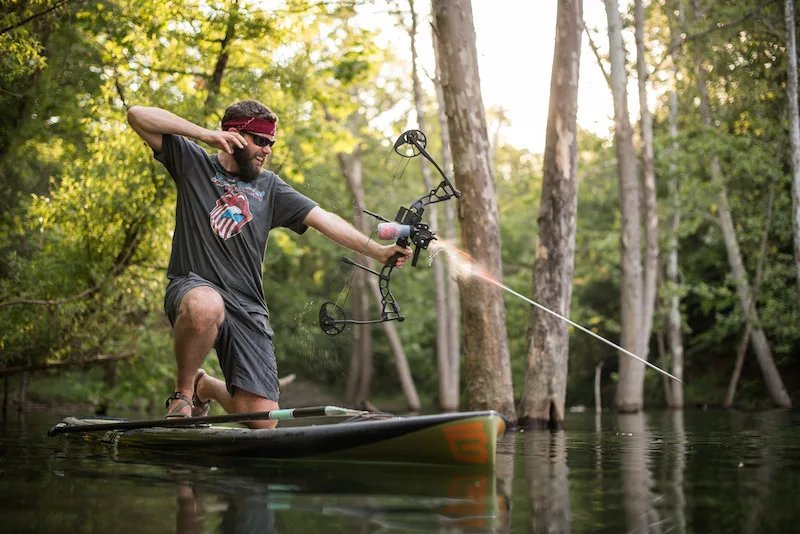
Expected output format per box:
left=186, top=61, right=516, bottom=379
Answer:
left=164, top=272, right=279, bottom=401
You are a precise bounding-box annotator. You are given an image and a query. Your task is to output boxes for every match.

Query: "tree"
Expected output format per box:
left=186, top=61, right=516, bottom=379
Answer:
left=604, top=0, right=647, bottom=412
left=431, top=0, right=516, bottom=421
left=518, top=0, right=582, bottom=429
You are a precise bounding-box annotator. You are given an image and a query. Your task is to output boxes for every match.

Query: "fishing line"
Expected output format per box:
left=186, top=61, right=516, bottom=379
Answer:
left=432, top=241, right=683, bottom=384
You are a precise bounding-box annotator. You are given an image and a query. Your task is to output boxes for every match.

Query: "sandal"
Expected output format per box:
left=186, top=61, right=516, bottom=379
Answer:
left=192, top=369, right=212, bottom=417
left=165, top=392, right=193, bottom=419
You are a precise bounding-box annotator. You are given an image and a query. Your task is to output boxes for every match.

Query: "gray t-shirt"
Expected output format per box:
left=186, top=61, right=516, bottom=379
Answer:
left=156, top=134, right=317, bottom=315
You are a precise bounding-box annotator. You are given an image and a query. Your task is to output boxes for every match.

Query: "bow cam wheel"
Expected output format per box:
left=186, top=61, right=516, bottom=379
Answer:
left=319, top=302, right=347, bottom=335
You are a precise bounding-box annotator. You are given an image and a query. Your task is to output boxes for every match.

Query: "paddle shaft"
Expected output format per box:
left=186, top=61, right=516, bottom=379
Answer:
left=47, top=406, right=367, bottom=437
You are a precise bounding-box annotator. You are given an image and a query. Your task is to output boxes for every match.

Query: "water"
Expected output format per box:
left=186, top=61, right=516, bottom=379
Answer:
left=1, top=409, right=798, bottom=533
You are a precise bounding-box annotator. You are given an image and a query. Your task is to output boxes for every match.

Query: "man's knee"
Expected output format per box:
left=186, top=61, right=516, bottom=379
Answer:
left=232, top=389, right=279, bottom=428
left=177, top=286, right=225, bottom=333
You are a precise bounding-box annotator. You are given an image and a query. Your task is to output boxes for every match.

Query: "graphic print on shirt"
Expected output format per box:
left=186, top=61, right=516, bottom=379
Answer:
left=209, top=173, right=265, bottom=240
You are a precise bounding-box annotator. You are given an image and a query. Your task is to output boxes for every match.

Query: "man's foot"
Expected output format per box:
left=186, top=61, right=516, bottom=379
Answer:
left=192, top=369, right=212, bottom=417
left=165, top=392, right=193, bottom=419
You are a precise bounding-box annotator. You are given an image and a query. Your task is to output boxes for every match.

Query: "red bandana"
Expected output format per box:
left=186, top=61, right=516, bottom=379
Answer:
left=221, top=117, right=276, bottom=136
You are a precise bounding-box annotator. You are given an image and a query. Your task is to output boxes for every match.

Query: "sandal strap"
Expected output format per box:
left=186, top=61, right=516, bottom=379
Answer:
left=193, top=369, right=211, bottom=408
left=165, top=391, right=193, bottom=409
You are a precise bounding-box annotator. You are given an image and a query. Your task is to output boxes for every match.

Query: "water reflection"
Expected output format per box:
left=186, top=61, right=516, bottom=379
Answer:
left=3, top=410, right=800, bottom=532
left=57, top=449, right=510, bottom=533
left=520, top=430, right=571, bottom=533
left=617, top=412, right=659, bottom=533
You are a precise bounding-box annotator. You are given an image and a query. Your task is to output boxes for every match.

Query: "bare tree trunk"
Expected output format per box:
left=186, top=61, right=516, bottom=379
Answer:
left=785, top=0, right=800, bottom=303
left=432, top=25, right=461, bottom=412
left=408, top=0, right=451, bottom=412
left=432, top=0, right=516, bottom=421
left=518, top=0, right=582, bottom=430
left=605, top=0, right=646, bottom=413
left=665, top=0, right=686, bottom=408
left=595, top=361, right=603, bottom=414
left=634, top=0, right=659, bottom=360
left=691, top=1, right=792, bottom=408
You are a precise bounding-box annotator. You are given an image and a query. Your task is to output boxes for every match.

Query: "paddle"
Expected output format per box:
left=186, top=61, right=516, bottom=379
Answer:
left=47, top=405, right=373, bottom=437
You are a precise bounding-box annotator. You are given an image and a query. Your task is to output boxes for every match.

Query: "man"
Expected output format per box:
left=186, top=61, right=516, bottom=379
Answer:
left=127, top=100, right=410, bottom=428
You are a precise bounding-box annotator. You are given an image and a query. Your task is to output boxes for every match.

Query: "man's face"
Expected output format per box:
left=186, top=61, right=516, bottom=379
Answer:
left=232, top=131, right=275, bottom=181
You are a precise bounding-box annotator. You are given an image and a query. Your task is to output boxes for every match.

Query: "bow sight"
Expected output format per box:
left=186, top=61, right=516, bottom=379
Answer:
left=319, top=129, right=461, bottom=336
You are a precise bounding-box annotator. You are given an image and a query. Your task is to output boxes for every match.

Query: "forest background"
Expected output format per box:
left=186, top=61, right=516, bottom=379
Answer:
left=1, top=0, right=799, bottom=417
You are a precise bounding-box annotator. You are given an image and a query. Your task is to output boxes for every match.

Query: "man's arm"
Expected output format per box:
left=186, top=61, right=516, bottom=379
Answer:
left=304, top=207, right=411, bottom=266
left=126, top=105, right=247, bottom=154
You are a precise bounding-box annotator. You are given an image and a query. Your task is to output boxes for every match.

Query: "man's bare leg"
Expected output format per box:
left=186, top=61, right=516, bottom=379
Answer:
left=195, top=375, right=279, bottom=429
left=168, top=286, right=225, bottom=417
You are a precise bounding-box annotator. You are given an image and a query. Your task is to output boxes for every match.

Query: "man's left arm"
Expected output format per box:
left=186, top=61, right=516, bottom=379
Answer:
left=303, top=207, right=411, bottom=266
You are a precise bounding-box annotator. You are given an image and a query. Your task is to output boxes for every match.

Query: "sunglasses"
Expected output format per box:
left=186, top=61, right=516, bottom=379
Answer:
left=245, top=131, right=275, bottom=148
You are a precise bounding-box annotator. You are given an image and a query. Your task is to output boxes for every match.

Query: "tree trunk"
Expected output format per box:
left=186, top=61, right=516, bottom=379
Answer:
left=691, top=3, right=792, bottom=408
left=432, top=24, right=461, bottom=412
left=431, top=0, right=516, bottom=422
left=665, top=0, right=686, bottom=408
left=605, top=0, right=646, bottom=413
left=634, top=0, right=659, bottom=360
left=518, top=0, right=582, bottom=430
left=408, top=0, right=451, bottom=412
left=785, top=0, right=800, bottom=303
left=594, top=362, right=603, bottom=414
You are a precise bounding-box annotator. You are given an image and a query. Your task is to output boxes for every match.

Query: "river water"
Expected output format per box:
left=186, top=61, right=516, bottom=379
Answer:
left=1, top=409, right=798, bottom=533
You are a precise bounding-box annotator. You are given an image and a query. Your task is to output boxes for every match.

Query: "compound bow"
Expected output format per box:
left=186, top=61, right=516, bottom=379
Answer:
left=318, top=129, right=461, bottom=335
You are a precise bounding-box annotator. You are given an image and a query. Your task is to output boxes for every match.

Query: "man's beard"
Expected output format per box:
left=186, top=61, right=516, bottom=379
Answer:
left=232, top=147, right=261, bottom=181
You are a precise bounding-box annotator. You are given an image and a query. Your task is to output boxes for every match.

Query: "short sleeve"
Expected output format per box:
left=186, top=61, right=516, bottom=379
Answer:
left=270, top=177, right=318, bottom=234
left=154, top=134, right=208, bottom=187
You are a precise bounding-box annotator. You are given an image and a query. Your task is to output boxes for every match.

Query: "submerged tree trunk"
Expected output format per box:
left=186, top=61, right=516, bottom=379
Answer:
left=691, top=1, right=792, bottom=408
left=604, top=0, right=646, bottom=413
left=432, top=0, right=516, bottom=422
left=785, top=0, right=800, bottom=303
left=432, top=25, right=461, bottom=412
left=518, top=0, right=582, bottom=430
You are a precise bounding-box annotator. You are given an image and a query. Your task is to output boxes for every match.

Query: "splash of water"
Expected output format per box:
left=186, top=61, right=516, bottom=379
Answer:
left=428, top=240, right=682, bottom=384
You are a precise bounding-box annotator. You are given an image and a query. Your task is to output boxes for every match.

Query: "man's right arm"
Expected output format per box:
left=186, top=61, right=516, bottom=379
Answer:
left=126, top=106, right=246, bottom=154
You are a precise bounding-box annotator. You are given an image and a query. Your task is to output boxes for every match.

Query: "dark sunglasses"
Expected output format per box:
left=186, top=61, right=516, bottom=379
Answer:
left=245, top=131, right=275, bottom=148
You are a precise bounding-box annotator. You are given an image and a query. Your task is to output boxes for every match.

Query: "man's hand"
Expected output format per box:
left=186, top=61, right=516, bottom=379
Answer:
left=375, top=243, right=412, bottom=267
left=201, top=129, right=247, bottom=154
